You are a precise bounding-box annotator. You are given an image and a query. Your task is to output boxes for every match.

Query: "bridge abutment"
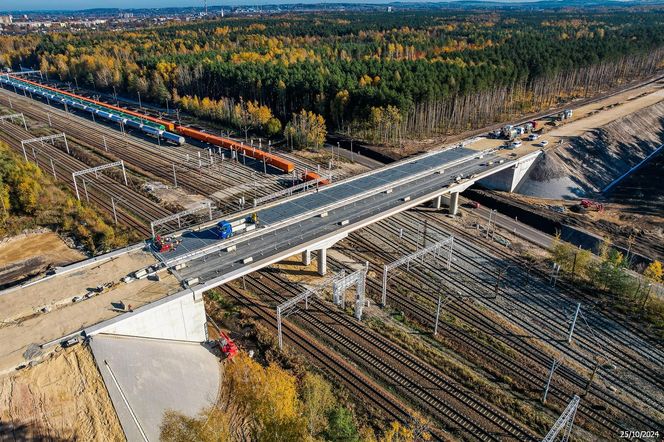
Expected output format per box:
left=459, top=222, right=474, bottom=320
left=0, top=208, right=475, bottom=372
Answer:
left=478, top=150, right=541, bottom=192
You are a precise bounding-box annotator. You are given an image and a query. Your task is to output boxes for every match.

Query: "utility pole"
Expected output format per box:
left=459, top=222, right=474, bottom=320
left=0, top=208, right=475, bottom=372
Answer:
left=433, top=295, right=443, bottom=335
left=550, top=263, right=561, bottom=287
left=542, top=357, right=563, bottom=403
left=82, top=178, right=89, bottom=203
left=583, top=358, right=600, bottom=397
left=567, top=303, right=581, bottom=344
left=494, top=266, right=511, bottom=298
left=111, top=197, right=118, bottom=224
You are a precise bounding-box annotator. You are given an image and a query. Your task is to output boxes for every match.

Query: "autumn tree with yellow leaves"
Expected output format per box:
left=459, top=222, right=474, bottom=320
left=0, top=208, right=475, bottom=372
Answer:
left=0, top=142, right=128, bottom=252
left=284, top=110, right=327, bottom=150
left=160, top=353, right=431, bottom=442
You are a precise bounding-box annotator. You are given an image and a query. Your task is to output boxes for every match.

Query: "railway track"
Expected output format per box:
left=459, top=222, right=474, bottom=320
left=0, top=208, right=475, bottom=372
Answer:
left=337, top=225, right=621, bottom=436
left=336, top=210, right=662, bottom=437
left=0, top=86, right=326, bottom=191
left=0, top=117, right=173, bottom=236
left=396, top=211, right=664, bottom=409
left=226, top=266, right=538, bottom=441
left=210, top=285, right=433, bottom=439
left=413, top=213, right=664, bottom=402
left=0, top=89, right=292, bottom=203
left=430, top=213, right=664, bottom=366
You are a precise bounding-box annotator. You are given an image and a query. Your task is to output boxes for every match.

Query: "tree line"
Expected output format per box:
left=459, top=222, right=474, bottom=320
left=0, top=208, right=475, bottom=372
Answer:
left=551, top=237, right=664, bottom=336
left=4, top=7, right=664, bottom=147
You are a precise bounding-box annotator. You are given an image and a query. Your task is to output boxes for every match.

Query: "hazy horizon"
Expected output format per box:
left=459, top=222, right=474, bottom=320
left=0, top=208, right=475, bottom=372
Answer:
left=1, top=0, right=556, bottom=13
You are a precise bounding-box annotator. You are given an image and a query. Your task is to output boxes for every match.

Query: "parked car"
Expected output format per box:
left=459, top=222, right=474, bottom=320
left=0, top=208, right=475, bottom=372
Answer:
left=527, top=134, right=539, bottom=141
left=539, top=140, right=549, bottom=147
left=509, top=140, right=522, bottom=149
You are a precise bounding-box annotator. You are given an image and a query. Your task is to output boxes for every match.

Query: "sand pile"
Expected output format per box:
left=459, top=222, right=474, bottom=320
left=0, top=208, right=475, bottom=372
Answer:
left=0, top=345, right=124, bottom=441
left=517, top=100, right=664, bottom=199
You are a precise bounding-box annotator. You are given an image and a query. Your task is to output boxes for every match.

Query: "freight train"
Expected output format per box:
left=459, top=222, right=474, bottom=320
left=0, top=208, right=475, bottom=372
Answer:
left=1, top=74, right=297, bottom=174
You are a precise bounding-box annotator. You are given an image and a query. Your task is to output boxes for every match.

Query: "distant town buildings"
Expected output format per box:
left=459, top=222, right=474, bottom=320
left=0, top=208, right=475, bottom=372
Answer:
left=0, top=15, right=12, bottom=25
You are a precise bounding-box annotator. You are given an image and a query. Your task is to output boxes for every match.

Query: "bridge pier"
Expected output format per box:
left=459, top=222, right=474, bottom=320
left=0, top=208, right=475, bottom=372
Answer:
left=449, top=192, right=459, bottom=216
left=433, top=195, right=442, bottom=210
left=302, top=250, right=312, bottom=266
left=318, top=248, right=327, bottom=275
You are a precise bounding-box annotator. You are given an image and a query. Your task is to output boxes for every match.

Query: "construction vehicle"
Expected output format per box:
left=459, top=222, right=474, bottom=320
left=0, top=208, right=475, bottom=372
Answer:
left=154, top=235, right=180, bottom=253
left=558, top=109, right=574, bottom=121
left=579, top=199, right=604, bottom=212
left=215, top=220, right=233, bottom=239
left=214, top=213, right=259, bottom=240
left=501, top=125, right=518, bottom=140
left=218, top=330, right=238, bottom=359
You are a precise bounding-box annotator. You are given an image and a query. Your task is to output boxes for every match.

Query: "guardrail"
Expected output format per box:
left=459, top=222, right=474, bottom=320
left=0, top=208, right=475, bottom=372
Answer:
left=162, top=147, right=497, bottom=267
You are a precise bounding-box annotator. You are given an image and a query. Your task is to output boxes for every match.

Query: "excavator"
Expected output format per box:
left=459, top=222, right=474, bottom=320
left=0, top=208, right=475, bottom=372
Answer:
left=218, top=330, right=238, bottom=359
left=579, top=199, right=605, bottom=213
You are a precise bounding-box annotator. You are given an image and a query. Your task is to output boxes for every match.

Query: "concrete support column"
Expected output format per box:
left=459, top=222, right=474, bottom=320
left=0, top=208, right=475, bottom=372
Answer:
left=317, top=248, right=327, bottom=276
left=449, top=192, right=459, bottom=215
left=302, top=250, right=312, bottom=266
left=433, top=195, right=442, bottom=210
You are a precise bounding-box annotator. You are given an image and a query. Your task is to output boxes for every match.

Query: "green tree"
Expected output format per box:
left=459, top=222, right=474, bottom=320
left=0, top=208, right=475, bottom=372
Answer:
left=266, top=117, right=282, bottom=137
left=300, top=372, right=336, bottom=436
left=325, top=406, right=359, bottom=442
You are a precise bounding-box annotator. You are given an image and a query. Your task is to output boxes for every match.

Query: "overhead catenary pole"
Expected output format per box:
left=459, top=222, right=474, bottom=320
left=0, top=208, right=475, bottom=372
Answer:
left=567, top=303, right=581, bottom=344
left=434, top=295, right=443, bottom=335
left=72, top=173, right=80, bottom=200
left=542, top=395, right=580, bottom=442
left=277, top=306, right=283, bottom=349
left=82, top=178, right=89, bottom=203
left=542, top=357, right=563, bottom=403
left=111, top=197, right=118, bottom=224
left=382, top=236, right=454, bottom=307
left=120, top=160, right=128, bottom=186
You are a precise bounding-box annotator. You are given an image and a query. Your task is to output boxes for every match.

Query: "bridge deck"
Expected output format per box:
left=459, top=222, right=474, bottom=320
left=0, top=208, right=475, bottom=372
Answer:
left=157, top=147, right=485, bottom=263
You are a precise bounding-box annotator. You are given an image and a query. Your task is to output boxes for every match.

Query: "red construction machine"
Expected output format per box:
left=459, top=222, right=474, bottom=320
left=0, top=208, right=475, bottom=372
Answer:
left=580, top=199, right=605, bottom=212
left=154, top=235, right=181, bottom=253
left=218, top=331, right=238, bottom=359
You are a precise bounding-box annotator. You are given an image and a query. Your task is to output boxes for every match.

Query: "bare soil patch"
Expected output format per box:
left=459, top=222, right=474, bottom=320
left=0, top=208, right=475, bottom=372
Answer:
left=0, top=231, right=85, bottom=287
left=0, top=344, right=124, bottom=441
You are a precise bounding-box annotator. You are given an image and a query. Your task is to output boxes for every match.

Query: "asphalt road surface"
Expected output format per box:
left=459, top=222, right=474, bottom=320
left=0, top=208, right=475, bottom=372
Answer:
left=174, top=151, right=498, bottom=284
